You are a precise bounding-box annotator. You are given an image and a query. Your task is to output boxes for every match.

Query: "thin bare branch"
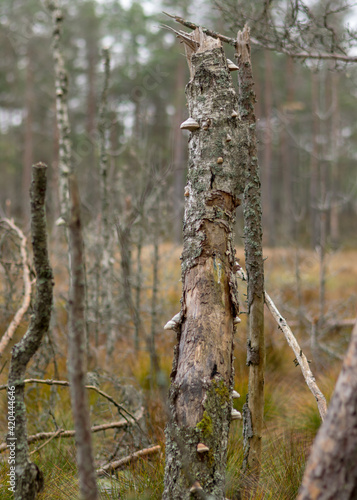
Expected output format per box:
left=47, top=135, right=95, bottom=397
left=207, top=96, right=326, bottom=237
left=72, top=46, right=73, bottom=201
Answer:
left=163, top=11, right=357, bottom=63
left=0, top=219, right=32, bottom=358
left=96, top=445, right=161, bottom=476
left=0, top=418, right=139, bottom=453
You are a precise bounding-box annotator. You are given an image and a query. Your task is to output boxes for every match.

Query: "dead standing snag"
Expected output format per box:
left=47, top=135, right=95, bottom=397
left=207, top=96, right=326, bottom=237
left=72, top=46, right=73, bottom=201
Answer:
left=163, top=28, right=248, bottom=499
left=7, top=163, right=53, bottom=499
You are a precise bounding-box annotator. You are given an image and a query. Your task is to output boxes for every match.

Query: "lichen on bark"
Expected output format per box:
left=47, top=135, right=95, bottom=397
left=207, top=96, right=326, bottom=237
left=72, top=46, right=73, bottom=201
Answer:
left=7, top=163, right=53, bottom=499
left=163, top=29, right=247, bottom=499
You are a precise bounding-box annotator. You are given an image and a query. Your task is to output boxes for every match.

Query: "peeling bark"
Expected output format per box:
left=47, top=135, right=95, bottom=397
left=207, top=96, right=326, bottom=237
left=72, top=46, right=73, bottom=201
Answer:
left=298, top=319, right=357, bottom=499
left=163, top=28, right=247, bottom=499
left=8, top=163, right=53, bottom=499
left=236, top=25, right=265, bottom=481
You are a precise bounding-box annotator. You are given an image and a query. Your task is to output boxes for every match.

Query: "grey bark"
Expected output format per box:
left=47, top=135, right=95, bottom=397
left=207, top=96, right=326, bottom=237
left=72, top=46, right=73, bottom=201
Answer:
left=163, top=28, right=246, bottom=499
left=236, top=26, right=265, bottom=481
left=98, top=48, right=115, bottom=350
left=149, top=232, right=160, bottom=388
left=262, top=49, right=274, bottom=246
left=67, top=173, right=98, bottom=500
left=47, top=3, right=97, bottom=497
left=48, top=1, right=72, bottom=224
left=8, top=163, right=53, bottom=499
left=298, top=319, right=357, bottom=499
left=22, top=44, right=34, bottom=225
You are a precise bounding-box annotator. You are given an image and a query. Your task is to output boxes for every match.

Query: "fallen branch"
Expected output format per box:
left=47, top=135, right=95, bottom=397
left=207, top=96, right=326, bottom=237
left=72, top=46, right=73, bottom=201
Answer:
left=0, top=218, right=32, bottom=358
left=237, top=268, right=327, bottom=421
left=29, top=428, right=64, bottom=455
left=0, top=418, right=140, bottom=453
left=264, top=293, right=327, bottom=421
left=96, top=445, right=161, bottom=476
left=0, top=378, right=141, bottom=425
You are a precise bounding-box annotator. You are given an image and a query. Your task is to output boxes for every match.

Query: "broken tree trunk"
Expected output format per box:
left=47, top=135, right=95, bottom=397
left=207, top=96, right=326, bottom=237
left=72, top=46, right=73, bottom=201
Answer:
left=163, top=28, right=247, bottom=499
left=236, top=25, right=265, bottom=481
left=8, top=163, right=53, bottom=499
left=298, top=318, right=357, bottom=500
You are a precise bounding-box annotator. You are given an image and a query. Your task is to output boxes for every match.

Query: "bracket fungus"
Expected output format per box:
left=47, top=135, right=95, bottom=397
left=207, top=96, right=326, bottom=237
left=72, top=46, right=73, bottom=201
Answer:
left=197, top=443, right=210, bottom=453
left=231, top=409, right=242, bottom=420
left=180, top=117, right=200, bottom=131
left=227, top=58, right=239, bottom=71
left=164, top=312, right=181, bottom=331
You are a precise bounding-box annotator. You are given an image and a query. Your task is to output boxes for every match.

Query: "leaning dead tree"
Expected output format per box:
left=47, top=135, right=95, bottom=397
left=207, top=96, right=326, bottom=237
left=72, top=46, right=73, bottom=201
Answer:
left=163, top=28, right=247, bottom=499
left=298, top=317, right=357, bottom=500
left=7, top=163, right=53, bottom=499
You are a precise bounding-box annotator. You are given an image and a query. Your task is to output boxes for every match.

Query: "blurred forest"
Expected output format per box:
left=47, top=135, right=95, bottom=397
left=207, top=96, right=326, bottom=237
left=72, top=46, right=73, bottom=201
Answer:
left=0, top=0, right=357, bottom=498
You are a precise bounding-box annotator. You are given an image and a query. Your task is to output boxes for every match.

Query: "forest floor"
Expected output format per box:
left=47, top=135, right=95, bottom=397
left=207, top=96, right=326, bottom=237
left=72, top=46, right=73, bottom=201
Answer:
left=0, top=244, right=356, bottom=499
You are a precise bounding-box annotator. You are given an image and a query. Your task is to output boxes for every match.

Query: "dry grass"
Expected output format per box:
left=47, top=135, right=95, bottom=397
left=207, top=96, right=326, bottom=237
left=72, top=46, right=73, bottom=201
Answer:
left=0, top=243, right=356, bottom=498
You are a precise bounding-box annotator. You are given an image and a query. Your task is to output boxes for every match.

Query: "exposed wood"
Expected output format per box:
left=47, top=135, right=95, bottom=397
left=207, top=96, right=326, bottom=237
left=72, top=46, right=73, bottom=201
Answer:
left=0, top=219, right=32, bottom=358
left=264, top=292, right=327, bottom=420
left=163, top=27, right=246, bottom=499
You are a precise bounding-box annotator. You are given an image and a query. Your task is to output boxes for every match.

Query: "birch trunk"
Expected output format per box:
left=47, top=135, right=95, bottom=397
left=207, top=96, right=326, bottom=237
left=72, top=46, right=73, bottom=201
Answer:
left=98, top=48, right=115, bottom=350
left=163, top=28, right=246, bottom=499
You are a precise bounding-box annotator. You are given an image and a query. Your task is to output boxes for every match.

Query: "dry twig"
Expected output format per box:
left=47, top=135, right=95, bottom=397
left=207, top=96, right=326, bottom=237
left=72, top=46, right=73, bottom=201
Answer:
left=97, top=445, right=161, bottom=476
left=0, top=219, right=32, bottom=358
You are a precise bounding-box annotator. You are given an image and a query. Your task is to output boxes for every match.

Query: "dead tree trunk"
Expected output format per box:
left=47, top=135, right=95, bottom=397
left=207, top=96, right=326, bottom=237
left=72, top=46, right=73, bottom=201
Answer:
left=47, top=3, right=98, bottom=498
left=8, top=163, right=53, bottom=499
left=163, top=28, right=246, bottom=499
left=236, top=26, right=265, bottom=482
left=298, top=318, right=357, bottom=500
left=67, top=173, right=98, bottom=500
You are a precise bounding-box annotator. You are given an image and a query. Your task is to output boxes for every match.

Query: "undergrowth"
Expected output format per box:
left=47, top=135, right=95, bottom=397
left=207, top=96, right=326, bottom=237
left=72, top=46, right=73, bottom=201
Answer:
left=1, top=244, right=356, bottom=498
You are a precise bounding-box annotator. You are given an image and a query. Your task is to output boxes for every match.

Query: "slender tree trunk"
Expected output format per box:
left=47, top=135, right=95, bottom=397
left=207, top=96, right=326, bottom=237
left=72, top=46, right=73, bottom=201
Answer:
left=47, top=3, right=98, bottom=498
left=172, top=56, right=186, bottom=244
left=262, top=49, right=274, bottom=246
left=330, top=72, right=340, bottom=248
left=67, top=173, right=98, bottom=500
left=281, top=57, right=294, bottom=243
left=134, top=230, right=143, bottom=352
left=310, top=72, right=320, bottom=248
left=98, top=49, right=115, bottom=349
left=236, top=26, right=265, bottom=483
left=8, top=163, right=53, bottom=499
left=298, top=319, right=357, bottom=500
left=86, top=42, right=96, bottom=173
left=22, top=44, right=34, bottom=226
left=163, top=29, right=245, bottom=499
left=49, top=4, right=72, bottom=225
left=149, top=232, right=160, bottom=389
